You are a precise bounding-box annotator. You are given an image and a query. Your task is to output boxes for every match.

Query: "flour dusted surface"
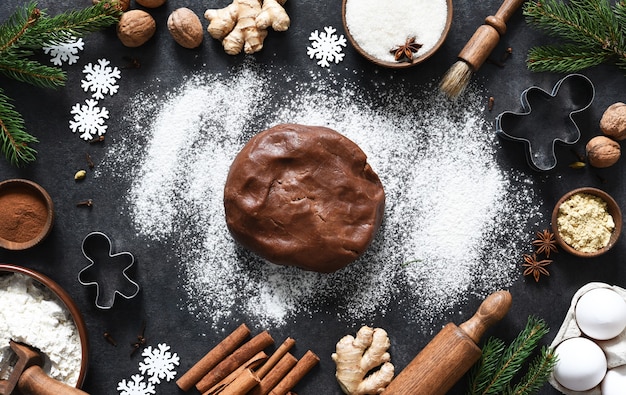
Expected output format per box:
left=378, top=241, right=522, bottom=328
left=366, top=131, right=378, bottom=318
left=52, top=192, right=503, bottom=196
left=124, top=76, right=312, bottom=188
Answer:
left=0, top=273, right=82, bottom=386
left=98, top=66, right=541, bottom=331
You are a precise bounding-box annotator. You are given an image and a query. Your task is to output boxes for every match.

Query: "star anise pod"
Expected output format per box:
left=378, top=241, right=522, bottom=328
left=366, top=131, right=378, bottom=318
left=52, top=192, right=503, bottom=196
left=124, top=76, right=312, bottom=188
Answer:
left=390, top=37, right=422, bottom=62
left=532, top=229, right=558, bottom=257
left=522, top=253, right=552, bottom=282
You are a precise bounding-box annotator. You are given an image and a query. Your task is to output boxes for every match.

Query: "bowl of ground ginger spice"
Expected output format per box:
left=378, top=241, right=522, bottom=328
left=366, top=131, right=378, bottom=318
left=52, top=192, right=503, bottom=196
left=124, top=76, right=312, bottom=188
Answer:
left=552, top=187, right=622, bottom=257
left=0, top=179, right=54, bottom=250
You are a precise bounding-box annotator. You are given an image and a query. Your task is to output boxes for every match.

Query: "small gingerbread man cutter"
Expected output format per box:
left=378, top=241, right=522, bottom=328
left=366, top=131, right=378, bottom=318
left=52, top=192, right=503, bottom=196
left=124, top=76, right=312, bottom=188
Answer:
left=495, top=73, right=595, bottom=171
left=78, top=231, right=139, bottom=309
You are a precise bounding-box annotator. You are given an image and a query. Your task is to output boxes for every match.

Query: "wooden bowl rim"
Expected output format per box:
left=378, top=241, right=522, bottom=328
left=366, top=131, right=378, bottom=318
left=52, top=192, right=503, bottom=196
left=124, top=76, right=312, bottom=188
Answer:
left=0, top=179, right=54, bottom=250
left=551, top=187, right=623, bottom=258
left=0, top=263, right=89, bottom=388
left=341, top=0, right=454, bottom=68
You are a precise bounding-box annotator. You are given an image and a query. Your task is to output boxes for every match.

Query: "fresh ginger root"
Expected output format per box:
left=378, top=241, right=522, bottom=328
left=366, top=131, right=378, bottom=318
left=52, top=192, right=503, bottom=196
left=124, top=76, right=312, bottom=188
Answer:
left=204, top=0, right=290, bottom=55
left=331, top=326, right=395, bottom=395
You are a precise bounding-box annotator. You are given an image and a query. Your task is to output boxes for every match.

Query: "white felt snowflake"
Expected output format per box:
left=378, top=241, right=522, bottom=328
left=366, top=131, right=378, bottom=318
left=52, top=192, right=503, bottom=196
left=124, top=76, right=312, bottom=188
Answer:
left=117, top=374, right=156, bottom=395
left=307, top=26, right=347, bottom=68
left=43, top=37, right=84, bottom=65
left=69, top=99, right=109, bottom=140
left=138, top=343, right=180, bottom=384
left=81, top=58, right=121, bottom=100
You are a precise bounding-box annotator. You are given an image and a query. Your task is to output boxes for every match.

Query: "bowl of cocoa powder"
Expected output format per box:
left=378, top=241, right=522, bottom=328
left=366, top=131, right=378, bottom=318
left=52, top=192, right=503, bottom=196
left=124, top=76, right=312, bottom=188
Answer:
left=0, top=179, right=54, bottom=250
left=552, top=187, right=622, bottom=258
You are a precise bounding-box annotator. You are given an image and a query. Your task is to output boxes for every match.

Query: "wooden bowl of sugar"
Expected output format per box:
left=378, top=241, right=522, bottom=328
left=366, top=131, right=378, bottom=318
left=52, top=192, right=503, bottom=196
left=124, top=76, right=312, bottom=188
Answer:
left=0, top=179, right=54, bottom=250
left=342, top=0, right=453, bottom=68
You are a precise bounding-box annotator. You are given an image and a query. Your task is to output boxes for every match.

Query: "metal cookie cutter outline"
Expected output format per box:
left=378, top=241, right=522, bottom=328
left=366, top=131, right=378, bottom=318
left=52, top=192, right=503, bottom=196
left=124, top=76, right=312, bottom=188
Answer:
left=78, top=231, right=140, bottom=309
left=495, top=73, right=595, bottom=171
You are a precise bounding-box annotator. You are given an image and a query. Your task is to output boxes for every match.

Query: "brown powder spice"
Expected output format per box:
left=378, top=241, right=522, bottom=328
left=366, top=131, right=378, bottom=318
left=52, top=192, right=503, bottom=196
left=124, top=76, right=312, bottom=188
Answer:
left=0, top=185, right=48, bottom=243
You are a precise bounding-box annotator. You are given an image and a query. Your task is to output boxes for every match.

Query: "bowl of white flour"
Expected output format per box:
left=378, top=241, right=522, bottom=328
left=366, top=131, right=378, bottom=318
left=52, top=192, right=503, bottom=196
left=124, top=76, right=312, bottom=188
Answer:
left=0, top=264, right=88, bottom=388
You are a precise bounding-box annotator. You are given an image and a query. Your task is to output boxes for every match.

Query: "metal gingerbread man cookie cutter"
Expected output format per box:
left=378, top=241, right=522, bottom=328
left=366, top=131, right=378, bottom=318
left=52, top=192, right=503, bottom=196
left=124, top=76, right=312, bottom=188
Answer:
left=78, top=231, right=140, bottom=309
left=495, top=73, right=595, bottom=171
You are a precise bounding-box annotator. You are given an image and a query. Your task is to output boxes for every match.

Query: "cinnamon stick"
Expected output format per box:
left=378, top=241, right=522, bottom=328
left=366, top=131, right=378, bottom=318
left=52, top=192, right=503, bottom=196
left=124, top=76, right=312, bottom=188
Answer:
left=203, top=351, right=268, bottom=395
left=219, top=368, right=261, bottom=395
left=249, top=353, right=298, bottom=395
left=176, top=323, right=251, bottom=391
left=196, top=331, right=275, bottom=393
left=256, top=337, right=296, bottom=379
left=268, top=350, right=319, bottom=395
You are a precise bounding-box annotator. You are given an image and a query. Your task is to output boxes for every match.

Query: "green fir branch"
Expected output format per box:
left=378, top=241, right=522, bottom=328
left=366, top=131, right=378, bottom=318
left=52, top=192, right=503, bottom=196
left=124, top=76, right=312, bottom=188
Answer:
left=0, top=89, right=37, bottom=166
left=468, top=338, right=506, bottom=395
left=466, top=316, right=554, bottom=395
left=0, top=1, right=121, bottom=166
left=506, top=347, right=558, bottom=395
left=524, top=0, right=626, bottom=73
left=0, top=54, right=66, bottom=88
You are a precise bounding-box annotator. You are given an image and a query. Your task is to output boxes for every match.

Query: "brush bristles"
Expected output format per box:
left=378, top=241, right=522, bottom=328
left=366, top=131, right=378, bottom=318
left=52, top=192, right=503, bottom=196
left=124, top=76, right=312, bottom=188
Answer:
left=439, top=61, right=473, bottom=99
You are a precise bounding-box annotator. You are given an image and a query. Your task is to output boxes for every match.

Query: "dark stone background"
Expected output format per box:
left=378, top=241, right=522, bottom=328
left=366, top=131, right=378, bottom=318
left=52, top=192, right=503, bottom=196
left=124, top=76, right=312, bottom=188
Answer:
left=1, top=0, right=626, bottom=394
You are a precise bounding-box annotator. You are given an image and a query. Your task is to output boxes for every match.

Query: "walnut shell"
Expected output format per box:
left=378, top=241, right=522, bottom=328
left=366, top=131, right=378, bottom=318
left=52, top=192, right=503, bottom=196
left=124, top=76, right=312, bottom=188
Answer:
left=167, top=8, right=204, bottom=49
left=92, top=0, right=130, bottom=12
left=600, top=102, right=626, bottom=140
left=117, top=10, right=156, bottom=48
left=136, top=0, right=167, bottom=8
left=586, top=135, right=621, bottom=168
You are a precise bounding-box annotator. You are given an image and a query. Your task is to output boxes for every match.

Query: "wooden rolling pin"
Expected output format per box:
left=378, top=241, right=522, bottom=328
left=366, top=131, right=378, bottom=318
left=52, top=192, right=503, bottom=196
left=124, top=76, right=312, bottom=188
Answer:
left=0, top=341, right=88, bottom=395
left=383, top=290, right=512, bottom=395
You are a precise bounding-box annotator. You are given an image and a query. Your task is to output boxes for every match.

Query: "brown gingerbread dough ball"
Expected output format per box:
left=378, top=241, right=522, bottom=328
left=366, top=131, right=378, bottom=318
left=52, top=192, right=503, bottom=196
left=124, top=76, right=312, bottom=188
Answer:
left=224, top=124, right=385, bottom=273
left=600, top=102, right=626, bottom=140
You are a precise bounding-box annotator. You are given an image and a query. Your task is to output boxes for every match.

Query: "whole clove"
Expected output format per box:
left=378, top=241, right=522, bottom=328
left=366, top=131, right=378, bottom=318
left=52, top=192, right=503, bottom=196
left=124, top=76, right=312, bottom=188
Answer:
left=131, top=320, right=147, bottom=356
left=104, top=331, right=117, bottom=346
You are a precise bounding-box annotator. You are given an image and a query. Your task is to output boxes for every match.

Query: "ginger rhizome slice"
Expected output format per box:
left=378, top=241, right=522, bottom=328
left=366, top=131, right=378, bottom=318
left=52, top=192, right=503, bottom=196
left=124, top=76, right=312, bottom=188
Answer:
left=204, top=0, right=290, bottom=55
left=331, top=326, right=395, bottom=395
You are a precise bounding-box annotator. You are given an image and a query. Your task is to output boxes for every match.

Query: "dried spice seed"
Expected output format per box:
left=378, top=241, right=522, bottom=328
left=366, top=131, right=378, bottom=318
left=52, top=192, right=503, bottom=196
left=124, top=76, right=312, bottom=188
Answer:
left=74, top=170, right=87, bottom=180
left=390, top=37, right=422, bottom=62
left=76, top=199, right=93, bottom=207
left=104, top=331, right=117, bottom=346
left=522, top=253, right=552, bottom=282
left=488, top=97, right=495, bottom=111
left=532, top=229, right=558, bottom=257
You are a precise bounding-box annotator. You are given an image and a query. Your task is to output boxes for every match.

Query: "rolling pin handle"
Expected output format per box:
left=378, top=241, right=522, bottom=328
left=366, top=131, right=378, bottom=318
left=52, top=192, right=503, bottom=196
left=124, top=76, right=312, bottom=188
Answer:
left=459, top=290, right=512, bottom=344
left=18, top=365, right=89, bottom=395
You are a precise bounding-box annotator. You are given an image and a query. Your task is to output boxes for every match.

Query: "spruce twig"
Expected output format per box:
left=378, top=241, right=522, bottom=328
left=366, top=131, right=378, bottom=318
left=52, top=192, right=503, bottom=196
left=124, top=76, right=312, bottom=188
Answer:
left=467, top=316, right=555, bottom=395
left=0, top=1, right=121, bottom=166
left=524, top=0, right=626, bottom=73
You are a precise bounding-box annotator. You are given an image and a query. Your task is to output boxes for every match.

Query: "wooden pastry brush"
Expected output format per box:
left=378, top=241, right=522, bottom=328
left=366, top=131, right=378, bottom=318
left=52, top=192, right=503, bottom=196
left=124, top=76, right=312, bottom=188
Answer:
left=440, top=0, right=526, bottom=98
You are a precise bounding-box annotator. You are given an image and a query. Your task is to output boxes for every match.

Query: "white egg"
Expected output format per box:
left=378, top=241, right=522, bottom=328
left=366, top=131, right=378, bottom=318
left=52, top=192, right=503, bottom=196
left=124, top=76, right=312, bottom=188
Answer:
left=553, top=337, right=607, bottom=391
left=602, top=365, right=626, bottom=395
left=575, top=287, right=626, bottom=340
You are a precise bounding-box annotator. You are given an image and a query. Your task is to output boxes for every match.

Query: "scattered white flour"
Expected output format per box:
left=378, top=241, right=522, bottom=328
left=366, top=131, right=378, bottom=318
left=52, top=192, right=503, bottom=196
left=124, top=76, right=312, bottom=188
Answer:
left=0, top=273, right=82, bottom=386
left=98, top=64, right=541, bottom=332
left=344, top=0, right=448, bottom=62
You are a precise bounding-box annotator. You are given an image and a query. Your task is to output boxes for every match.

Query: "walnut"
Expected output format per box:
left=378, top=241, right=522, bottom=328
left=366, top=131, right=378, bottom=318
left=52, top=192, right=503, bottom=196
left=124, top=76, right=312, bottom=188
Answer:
left=136, top=0, right=167, bottom=8
left=117, top=10, right=156, bottom=48
left=586, top=135, right=621, bottom=168
left=600, top=102, right=626, bottom=140
left=92, top=0, right=130, bottom=12
left=167, top=8, right=204, bottom=49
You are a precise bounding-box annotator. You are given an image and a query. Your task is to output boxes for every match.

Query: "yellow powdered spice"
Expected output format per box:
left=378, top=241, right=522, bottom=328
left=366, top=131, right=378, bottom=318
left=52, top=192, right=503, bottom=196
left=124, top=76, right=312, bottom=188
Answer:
left=557, top=192, right=615, bottom=252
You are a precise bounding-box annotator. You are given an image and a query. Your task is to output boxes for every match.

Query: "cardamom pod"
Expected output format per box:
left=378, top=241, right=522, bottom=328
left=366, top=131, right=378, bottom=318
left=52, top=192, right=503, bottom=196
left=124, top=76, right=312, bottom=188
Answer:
left=74, top=170, right=87, bottom=180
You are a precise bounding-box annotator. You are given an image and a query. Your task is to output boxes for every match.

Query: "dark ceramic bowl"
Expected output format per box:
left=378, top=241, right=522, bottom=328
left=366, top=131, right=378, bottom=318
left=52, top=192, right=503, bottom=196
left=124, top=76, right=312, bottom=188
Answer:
left=552, top=187, right=622, bottom=258
left=0, top=264, right=89, bottom=388
left=341, top=0, right=453, bottom=68
left=0, top=179, right=54, bottom=250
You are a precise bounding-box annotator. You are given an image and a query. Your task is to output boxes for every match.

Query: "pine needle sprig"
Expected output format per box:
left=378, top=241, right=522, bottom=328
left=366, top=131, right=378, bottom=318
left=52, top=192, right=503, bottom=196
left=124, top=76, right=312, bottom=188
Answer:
left=467, top=338, right=506, bottom=395
left=0, top=1, right=121, bottom=166
left=524, top=0, right=626, bottom=73
left=506, top=346, right=558, bottom=395
left=467, top=316, right=554, bottom=395
left=0, top=88, right=37, bottom=166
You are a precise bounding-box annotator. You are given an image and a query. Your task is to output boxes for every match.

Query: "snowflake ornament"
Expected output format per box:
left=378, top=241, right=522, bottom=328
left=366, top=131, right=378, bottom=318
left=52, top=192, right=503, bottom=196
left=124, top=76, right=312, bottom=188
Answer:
left=117, top=374, right=156, bottom=395
left=43, top=37, right=84, bottom=65
left=81, top=58, right=121, bottom=100
left=307, top=26, right=347, bottom=68
left=138, top=343, right=180, bottom=384
left=69, top=99, right=109, bottom=140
